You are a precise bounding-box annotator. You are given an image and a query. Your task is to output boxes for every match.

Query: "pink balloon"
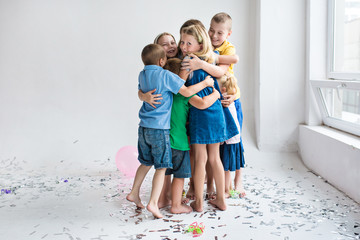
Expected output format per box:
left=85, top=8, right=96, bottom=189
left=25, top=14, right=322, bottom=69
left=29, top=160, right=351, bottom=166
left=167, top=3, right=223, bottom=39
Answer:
left=115, top=145, right=139, bottom=177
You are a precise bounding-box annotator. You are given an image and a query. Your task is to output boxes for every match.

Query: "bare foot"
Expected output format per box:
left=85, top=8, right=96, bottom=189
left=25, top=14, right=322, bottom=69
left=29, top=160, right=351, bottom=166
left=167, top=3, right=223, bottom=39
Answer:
left=158, top=199, right=171, bottom=209
left=224, top=191, right=231, bottom=199
left=209, top=198, right=227, bottom=211
left=146, top=204, right=164, bottom=219
left=190, top=200, right=203, bottom=212
left=170, top=204, right=193, bottom=214
left=126, top=193, right=145, bottom=209
left=186, top=189, right=195, bottom=200
left=206, top=184, right=215, bottom=199
left=181, top=196, right=190, bottom=204
left=235, top=186, right=246, bottom=198
left=205, top=192, right=216, bottom=200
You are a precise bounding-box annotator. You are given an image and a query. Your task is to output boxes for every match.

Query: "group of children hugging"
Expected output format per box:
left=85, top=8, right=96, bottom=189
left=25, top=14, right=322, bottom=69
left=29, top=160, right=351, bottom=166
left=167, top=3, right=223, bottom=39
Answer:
left=126, top=12, right=246, bottom=219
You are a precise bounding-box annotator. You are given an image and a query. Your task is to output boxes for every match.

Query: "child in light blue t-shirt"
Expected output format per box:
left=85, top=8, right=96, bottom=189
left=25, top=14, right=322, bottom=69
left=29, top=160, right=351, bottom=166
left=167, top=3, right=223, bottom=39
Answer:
left=126, top=44, right=213, bottom=219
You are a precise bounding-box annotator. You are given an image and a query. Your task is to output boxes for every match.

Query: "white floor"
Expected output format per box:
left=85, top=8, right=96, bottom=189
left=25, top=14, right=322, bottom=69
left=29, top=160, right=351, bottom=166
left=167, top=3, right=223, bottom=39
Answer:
left=1, top=118, right=359, bottom=240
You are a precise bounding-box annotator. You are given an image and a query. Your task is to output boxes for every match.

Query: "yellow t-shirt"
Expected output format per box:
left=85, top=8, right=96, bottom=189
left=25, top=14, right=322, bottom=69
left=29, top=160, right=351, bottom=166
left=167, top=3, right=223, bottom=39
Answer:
left=214, top=40, right=241, bottom=99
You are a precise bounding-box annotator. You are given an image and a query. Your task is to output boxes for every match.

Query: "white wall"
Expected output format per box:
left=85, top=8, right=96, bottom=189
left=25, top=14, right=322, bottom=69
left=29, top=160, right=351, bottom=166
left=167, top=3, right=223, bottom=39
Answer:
left=299, top=0, right=360, bottom=204
left=254, top=0, right=306, bottom=152
left=0, top=0, right=253, bottom=170
left=305, top=0, right=326, bottom=126
left=299, top=125, right=360, bottom=203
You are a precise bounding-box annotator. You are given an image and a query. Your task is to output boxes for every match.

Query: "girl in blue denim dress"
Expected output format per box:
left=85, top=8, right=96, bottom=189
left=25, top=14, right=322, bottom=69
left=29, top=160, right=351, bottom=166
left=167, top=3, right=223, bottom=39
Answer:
left=179, top=24, right=238, bottom=212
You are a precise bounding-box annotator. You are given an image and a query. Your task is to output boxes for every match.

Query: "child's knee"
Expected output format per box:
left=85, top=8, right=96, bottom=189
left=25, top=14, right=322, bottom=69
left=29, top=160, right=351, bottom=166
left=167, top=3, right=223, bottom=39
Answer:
left=195, top=157, right=207, bottom=166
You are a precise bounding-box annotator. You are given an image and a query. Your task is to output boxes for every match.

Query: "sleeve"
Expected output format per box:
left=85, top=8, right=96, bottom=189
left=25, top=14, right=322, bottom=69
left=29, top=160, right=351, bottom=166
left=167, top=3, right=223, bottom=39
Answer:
left=222, top=45, right=236, bottom=56
left=138, top=72, right=142, bottom=90
left=164, top=71, right=185, bottom=94
left=186, top=94, right=195, bottom=103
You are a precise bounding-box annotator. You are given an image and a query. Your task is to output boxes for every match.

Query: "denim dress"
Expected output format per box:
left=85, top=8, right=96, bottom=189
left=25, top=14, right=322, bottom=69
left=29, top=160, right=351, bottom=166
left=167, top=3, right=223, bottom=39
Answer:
left=186, top=69, right=239, bottom=145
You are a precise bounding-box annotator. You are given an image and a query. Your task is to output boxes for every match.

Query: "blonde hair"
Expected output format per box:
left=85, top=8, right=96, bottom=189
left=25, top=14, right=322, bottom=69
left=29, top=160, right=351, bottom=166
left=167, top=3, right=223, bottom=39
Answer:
left=154, top=32, right=176, bottom=44
left=180, top=19, right=205, bottom=34
left=181, top=25, right=215, bottom=63
left=211, top=12, right=232, bottom=31
left=141, top=44, right=166, bottom=65
left=164, top=58, right=182, bottom=75
left=178, top=19, right=205, bottom=58
left=218, top=72, right=237, bottom=95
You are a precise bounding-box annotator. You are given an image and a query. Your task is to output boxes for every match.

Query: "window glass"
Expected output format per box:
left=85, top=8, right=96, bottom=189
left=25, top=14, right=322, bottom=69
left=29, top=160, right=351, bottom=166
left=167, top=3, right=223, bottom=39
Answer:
left=320, top=87, right=360, bottom=124
left=332, top=0, right=360, bottom=73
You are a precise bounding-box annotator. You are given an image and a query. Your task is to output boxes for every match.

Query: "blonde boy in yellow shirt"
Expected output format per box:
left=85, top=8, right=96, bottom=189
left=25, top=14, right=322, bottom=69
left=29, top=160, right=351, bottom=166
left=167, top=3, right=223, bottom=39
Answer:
left=208, top=12, right=246, bottom=198
left=208, top=12, right=240, bottom=100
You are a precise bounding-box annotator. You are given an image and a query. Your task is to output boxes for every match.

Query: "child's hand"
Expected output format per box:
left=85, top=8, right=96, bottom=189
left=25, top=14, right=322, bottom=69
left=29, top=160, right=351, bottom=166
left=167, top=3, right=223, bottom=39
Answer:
left=221, top=93, right=235, bottom=108
left=204, top=75, right=214, bottom=87
left=181, top=54, right=203, bottom=71
left=212, top=86, right=221, bottom=99
left=144, top=89, right=162, bottom=108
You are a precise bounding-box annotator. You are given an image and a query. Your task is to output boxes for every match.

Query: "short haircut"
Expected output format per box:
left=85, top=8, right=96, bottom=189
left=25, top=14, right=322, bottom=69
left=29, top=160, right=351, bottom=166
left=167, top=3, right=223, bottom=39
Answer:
left=141, top=44, right=166, bottom=65
left=164, top=58, right=182, bottom=75
left=211, top=12, right=232, bottom=31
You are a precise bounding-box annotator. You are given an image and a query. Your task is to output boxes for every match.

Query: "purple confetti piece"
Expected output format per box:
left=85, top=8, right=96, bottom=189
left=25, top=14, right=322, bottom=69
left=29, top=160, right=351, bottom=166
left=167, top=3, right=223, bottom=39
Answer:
left=1, top=189, right=11, bottom=194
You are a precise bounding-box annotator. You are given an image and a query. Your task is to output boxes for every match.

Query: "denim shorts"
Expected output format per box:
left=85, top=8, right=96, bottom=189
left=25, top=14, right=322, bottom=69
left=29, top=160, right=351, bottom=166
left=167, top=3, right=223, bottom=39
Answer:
left=165, top=148, right=191, bottom=178
left=137, top=126, right=173, bottom=169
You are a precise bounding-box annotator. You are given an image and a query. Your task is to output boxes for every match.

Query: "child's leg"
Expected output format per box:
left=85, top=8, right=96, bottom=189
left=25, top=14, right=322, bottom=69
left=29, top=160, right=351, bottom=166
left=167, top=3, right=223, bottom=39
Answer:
left=207, top=143, right=227, bottom=211
left=186, top=146, right=195, bottom=200
left=234, top=100, right=246, bottom=198
left=205, top=162, right=215, bottom=199
left=234, top=168, right=246, bottom=198
left=170, top=177, right=192, bottom=214
left=146, top=168, right=167, bottom=218
left=158, top=175, right=172, bottom=208
left=190, top=144, right=207, bottom=212
left=224, top=170, right=231, bottom=198
left=126, top=164, right=152, bottom=208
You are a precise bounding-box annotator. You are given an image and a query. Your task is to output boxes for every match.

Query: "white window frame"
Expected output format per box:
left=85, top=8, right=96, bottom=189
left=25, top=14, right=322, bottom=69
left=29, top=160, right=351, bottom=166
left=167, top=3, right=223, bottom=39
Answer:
left=327, top=0, right=360, bottom=80
left=310, top=0, right=360, bottom=137
left=311, top=79, right=360, bottom=136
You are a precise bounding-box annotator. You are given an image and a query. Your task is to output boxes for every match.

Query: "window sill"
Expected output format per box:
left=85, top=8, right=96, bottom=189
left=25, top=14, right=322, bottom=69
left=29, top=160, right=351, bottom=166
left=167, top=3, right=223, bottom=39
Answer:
left=298, top=124, right=360, bottom=203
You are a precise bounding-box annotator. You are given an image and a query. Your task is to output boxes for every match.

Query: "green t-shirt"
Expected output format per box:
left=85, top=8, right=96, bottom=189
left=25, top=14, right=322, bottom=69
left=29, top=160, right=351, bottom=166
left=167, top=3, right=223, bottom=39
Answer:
left=170, top=93, right=192, bottom=151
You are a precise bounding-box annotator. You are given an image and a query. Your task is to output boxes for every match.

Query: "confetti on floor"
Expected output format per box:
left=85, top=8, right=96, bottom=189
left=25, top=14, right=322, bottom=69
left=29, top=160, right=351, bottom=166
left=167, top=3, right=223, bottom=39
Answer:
left=0, top=149, right=359, bottom=240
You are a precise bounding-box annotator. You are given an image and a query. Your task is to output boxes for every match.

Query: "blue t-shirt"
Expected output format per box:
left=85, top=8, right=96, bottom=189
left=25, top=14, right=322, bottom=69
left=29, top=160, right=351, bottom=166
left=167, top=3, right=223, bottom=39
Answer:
left=138, top=65, right=185, bottom=129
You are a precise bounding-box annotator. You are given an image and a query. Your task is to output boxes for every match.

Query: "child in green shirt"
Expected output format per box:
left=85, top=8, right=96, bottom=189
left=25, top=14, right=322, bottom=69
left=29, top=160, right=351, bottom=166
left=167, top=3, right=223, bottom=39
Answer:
left=145, top=58, right=220, bottom=214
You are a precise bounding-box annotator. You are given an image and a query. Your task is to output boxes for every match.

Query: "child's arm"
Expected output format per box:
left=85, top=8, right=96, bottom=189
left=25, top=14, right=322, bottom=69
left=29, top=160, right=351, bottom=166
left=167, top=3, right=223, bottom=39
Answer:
left=138, top=89, right=163, bottom=108
left=189, top=86, right=220, bottom=110
left=216, top=54, right=239, bottom=65
left=221, top=92, right=236, bottom=108
left=178, top=75, right=214, bottom=97
left=181, top=54, right=228, bottom=78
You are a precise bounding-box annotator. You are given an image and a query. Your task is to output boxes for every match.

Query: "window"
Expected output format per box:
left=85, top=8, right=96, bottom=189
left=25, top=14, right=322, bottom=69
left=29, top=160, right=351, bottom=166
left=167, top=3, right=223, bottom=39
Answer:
left=311, top=80, right=360, bottom=136
left=311, top=0, right=360, bottom=137
left=328, top=0, right=360, bottom=80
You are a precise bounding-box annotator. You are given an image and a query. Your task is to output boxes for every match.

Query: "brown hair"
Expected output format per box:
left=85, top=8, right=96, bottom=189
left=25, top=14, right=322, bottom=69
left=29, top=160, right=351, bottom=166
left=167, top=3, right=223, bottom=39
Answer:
left=154, top=32, right=176, bottom=44
left=180, top=19, right=205, bottom=33
left=164, top=58, right=182, bottom=75
left=211, top=12, right=232, bottom=31
left=141, top=44, right=166, bottom=66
